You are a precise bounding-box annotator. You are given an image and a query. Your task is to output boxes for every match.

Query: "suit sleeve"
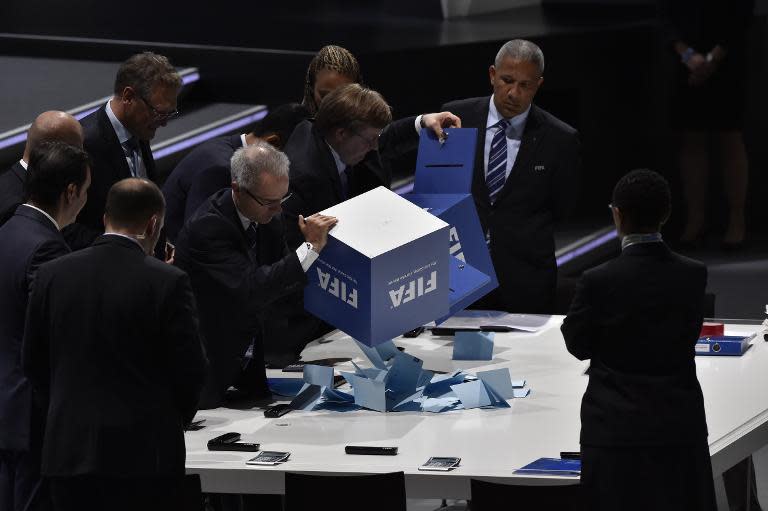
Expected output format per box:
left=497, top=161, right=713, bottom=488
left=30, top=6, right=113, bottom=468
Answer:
left=26, top=239, right=70, bottom=293
left=184, top=166, right=231, bottom=222
left=188, top=216, right=307, bottom=310
left=162, top=272, right=209, bottom=425
left=551, top=129, right=581, bottom=223
left=560, top=274, right=595, bottom=360
left=283, top=176, right=313, bottom=250
left=22, top=267, right=52, bottom=396
left=378, top=115, right=419, bottom=185
left=685, top=265, right=708, bottom=347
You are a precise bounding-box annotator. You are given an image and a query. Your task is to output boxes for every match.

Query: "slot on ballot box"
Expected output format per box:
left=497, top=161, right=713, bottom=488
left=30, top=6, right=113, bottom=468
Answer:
left=304, top=187, right=449, bottom=347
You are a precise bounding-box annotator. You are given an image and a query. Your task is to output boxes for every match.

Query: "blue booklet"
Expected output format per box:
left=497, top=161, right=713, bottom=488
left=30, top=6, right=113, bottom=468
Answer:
left=514, top=457, right=581, bottom=476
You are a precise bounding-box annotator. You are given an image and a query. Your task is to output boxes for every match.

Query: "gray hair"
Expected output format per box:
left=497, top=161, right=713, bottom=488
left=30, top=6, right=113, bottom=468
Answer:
left=230, top=139, right=290, bottom=191
left=495, top=39, right=545, bottom=75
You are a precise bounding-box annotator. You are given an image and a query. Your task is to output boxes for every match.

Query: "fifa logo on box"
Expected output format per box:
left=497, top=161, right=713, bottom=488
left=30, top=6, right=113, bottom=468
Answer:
left=449, top=226, right=465, bottom=262
left=317, top=268, right=358, bottom=309
left=389, top=271, right=438, bottom=308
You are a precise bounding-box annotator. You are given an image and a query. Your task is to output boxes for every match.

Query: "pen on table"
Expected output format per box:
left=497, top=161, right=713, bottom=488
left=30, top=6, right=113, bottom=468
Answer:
left=559, top=451, right=581, bottom=460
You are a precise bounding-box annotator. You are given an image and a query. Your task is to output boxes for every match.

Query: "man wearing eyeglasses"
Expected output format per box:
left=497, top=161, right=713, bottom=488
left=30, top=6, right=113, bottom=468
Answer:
left=64, top=52, right=181, bottom=251
left=174, top=140, right=337, bottom=409
left=283, top=83, right=461, bottom=249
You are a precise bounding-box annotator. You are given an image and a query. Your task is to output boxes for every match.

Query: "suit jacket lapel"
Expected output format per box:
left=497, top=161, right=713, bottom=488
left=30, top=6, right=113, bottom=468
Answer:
left=496, top=105, right=544, bottom=202
left=11, top=163, right=25, bottom=185
left=214, top=190, right=252, bottom=258
left=312, top=126, right=344, bottom=202
left=140, top=141, right=156, bottom=181
left=468, top=97, right=492, bottom=207
left=97, top=106, right=132, bottom=180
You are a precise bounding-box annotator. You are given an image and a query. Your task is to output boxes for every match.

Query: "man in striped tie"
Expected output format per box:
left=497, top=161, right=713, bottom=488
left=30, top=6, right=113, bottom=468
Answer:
left=442, top=39, right=581, bottom=314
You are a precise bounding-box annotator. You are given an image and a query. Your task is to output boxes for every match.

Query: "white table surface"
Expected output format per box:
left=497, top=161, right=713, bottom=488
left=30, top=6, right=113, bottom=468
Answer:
left=185, top=317, right=768, bottom=499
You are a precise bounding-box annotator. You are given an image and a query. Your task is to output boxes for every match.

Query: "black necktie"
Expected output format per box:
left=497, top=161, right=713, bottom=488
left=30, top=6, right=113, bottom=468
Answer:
left=340, top=166, right=352, bottom=199
left=123, top=137, right=141, bottom=177
left=245, top=222, right=258, bottom=252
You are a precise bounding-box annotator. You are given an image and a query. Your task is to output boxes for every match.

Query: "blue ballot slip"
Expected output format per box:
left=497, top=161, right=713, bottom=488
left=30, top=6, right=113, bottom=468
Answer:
left=305, top=187, right=449, bottom=346
left=267, top=378, right=305, bottom=397
left=514, top=457, right=581, bottom=476
left=452, top=331, right=495, bottom=360
left=303, top=364, right=334, bottom=387
left=450, top=380, right=493, bottom=409
left=476, top=368, right=517, bottom=400
left=350, top=376, right=387, bottom=412
left=374, top=339, right=400, bottom=361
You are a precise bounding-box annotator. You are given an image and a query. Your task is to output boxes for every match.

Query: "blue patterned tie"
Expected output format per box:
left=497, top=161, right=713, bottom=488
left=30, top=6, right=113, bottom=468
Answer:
left=486, top=119, right=509, bottom=204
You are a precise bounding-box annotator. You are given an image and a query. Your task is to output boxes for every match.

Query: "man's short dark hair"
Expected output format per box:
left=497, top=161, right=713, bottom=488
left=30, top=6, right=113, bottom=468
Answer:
left=612, top=169, right=671, bottom=233
left=314, top=84, right=392, bottom=136
left=25, top=141, right=90, bottom=210
left=104, top=178, right=165, bottom=230
left=251, top=103, right=310, bottom=149
left=114, top=52, right=182, bottom=99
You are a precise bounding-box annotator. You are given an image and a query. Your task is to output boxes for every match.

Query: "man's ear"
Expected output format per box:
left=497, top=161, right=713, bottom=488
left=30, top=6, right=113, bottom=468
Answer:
left=146, top=214, right=160, bottom=238
left=121, top=86, right=137, bottom=103
left=489, top=65, right=496, bottom=86
left=611, top=206, right=623, bottom=233
left=64, top=182, right=79, bottom=204
left=262, top=133, right=282, bottom=149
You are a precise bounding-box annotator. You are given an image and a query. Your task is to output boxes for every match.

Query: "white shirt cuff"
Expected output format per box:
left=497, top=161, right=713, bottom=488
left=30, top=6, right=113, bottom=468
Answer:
left=415, top=115, right=423, bottom=135
left=296, top=242, right=320, bottom=272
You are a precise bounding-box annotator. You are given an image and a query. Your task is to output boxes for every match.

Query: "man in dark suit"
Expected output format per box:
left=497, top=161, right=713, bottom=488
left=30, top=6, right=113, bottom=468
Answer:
left=283, top=83, right=461, bottom=249
left=23, top=178, right=207, bottom=511
left=162, top=103, right=310, bottom=243
left=442, top=39, right=581, bottom=314
left=175, top=140, right=336, bottom=409
left=0, top=141, right=90, bottom=511
left=0, top=111, right=83, bottom=227
left=64, top=52, right=181, bottom=251
left=561, top=169, right=715, bottom=510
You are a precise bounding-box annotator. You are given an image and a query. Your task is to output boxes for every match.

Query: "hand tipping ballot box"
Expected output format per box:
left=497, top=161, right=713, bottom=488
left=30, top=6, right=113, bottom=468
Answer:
left=403, top=128, right=498, bottom=319
left=304, top=186, right=449, bottom=347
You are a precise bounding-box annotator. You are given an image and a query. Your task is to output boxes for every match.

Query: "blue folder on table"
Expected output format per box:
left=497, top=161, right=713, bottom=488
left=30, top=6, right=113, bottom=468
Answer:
left=696, top=334, right=754, bottom=356
left=514, top=457, right=581, bottom=476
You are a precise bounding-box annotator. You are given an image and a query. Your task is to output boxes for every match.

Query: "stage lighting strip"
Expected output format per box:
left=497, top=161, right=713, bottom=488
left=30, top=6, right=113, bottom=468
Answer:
left=152, top=106, right=268, bottom=159
left=0, top=68, right=200, bottom=151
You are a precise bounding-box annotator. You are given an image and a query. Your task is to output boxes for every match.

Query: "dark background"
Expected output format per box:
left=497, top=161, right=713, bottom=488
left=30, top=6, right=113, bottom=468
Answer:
left=1, top=0, right=766, bottom=233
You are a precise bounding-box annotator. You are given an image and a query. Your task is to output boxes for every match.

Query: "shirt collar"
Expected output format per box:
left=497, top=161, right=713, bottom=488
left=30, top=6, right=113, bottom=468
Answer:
left=103, top=232, right=144, bottom=249
left=326, top=142, right=346, bottom=176
left=621, top=232, right=663, bottom=250
left=19, top=159, right=28, bottom=170
left=232, top=191, right=254, bottom=231
left=20, top=203, right=59, bottom=230
left=487, top=96, right=530, bottom=137
left=105, top=99, right=135, bottom=145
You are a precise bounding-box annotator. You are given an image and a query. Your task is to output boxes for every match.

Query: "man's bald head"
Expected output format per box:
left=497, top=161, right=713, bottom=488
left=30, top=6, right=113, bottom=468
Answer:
left=24, top=111, right=84, bottom=162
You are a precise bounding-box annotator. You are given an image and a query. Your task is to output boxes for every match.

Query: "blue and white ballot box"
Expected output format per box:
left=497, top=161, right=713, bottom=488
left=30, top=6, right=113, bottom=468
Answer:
left=403, top=128, right=498, bottom=318
left=304, top=186, right=449, bottom=347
